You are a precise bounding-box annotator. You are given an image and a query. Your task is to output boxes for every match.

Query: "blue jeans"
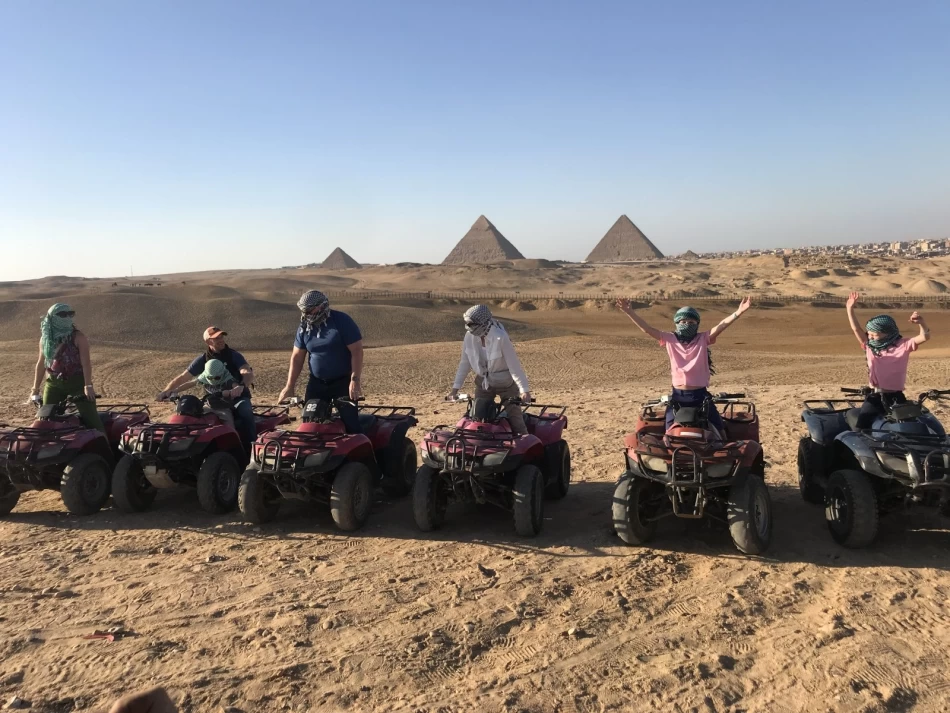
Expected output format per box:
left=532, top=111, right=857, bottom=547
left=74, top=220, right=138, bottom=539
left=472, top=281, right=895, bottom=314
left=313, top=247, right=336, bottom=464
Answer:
left=232, top=398, right=257, bottom=457
left=665, top=387, right=724, bottom=432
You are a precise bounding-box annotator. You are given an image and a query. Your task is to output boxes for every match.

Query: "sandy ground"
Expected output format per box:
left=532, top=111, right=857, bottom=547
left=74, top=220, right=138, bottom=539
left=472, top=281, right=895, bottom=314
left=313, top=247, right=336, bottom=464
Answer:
left=1, top=315, right=949, bottom=712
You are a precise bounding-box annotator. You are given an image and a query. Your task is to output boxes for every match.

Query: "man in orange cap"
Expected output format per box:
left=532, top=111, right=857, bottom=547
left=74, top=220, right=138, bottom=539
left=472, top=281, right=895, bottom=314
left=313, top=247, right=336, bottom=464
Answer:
left=157, top=326, right=256, bottom=456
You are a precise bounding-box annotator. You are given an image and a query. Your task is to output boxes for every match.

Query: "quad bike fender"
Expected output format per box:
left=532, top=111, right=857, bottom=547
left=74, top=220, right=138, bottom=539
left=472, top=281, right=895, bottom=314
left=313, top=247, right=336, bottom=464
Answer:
left=736, top=440, right=763, bottom=469
left=530, top=416, right=566, bottom=445
left=834, top=431, right=888, bottom=479
left=332, top=433, right=375, bottom=462
left=374, top=419, right=412, bottom=463
left=79, top=434, right=115, bottom=468
left=802, top=409, right=848, bottom=446
left=195, top=425, right=242, bottom=450
left=509, top=434, right=544, bottom=461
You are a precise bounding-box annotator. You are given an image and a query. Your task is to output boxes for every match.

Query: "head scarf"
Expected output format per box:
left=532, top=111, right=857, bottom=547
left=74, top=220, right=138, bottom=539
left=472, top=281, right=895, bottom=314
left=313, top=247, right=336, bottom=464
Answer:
left=297, top=290, right=330, bottom=335
left=40, top=303, right=76, bottom=366
left=195, top=359, right=232, bottom=390
left=866, top=315, right=901, bottom=356
left=673, top=306, right=700, bottom=344
left=463, top=304, right=497, bottom=338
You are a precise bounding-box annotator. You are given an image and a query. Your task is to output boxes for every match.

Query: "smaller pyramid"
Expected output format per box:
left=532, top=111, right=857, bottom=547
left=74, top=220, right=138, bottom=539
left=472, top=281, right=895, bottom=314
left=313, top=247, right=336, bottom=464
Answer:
left=321, top=247, right=361, bottom=269
left=585, top=215, right=663, bottom=262
left=680, top=250, right=700, bottom=260
left=442, top=216, right=525, bottom=265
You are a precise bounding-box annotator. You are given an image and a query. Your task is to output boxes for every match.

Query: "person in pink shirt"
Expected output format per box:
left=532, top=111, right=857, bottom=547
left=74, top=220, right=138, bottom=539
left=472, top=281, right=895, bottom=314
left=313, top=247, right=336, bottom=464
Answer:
left=616, top=297, right=752, bottom=432
left=845, top=291, right=931, bottom=428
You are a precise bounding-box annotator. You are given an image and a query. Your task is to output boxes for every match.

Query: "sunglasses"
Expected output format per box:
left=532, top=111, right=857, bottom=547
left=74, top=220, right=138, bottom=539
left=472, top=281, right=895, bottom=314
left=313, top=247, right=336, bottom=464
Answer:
left=55, top=310, right=76, bottom=318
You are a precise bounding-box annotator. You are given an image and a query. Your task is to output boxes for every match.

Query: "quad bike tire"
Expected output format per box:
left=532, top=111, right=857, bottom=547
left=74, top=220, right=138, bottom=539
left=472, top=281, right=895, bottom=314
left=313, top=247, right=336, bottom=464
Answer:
left=825, top=469, right=879, bottom=548
left=727, top=473, right=772, bottom=555
left=238, top=467, right=281, bottom=524
left=612, top=472, right=659, bottom=545
left=0, top=483, right=20, bottom=516
left=197, top=451, right=241, bottom=514
left=797, top=437, right=826, bottom=505
left=381, top=438, right=418, bottom=498
left=544, top=440, right=571, bottom=500
left=112, top=455, right=157, bottom=513
left=60, top=453, right=112, bottom=516
left=513, top=464, right=544, bottom=537
left=330, top=461, right=374, bottom=531
left=413, top=464, right=447, bottom=531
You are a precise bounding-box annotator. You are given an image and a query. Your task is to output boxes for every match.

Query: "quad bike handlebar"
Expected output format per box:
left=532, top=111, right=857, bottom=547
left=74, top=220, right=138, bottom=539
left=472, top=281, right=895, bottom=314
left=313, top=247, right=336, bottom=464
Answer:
left=841, top=386, right=950, bottom=405
left=446, top=393, right=533, bottom=406
left=27, top=392, right=101, bottom=407
left=282, top=396, right=364, bottom=407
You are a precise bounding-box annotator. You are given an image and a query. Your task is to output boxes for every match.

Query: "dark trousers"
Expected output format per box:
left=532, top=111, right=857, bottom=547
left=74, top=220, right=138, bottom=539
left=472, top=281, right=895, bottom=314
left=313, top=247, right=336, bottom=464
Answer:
left=856, top=391, right=906, bottom=429
left=305, top=376, right=361, bottom=434
left=665, top=387, right=724, bottom=433
left=232, top=398, right=257, bottom=457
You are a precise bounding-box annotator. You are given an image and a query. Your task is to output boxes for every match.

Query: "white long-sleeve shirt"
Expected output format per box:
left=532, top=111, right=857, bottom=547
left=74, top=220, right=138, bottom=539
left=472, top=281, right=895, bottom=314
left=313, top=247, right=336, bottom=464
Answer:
left=452, top=324, right=530, bottom=393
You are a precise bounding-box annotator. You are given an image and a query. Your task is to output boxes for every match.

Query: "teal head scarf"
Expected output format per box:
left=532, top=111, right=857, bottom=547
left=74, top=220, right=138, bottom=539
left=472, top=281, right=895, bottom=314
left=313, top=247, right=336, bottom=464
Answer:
left=866, top=315, right=901, bottom=356
left=195, top=359, right=232, bottom=390
left=40, top=303, right=76, bottom=366
left=673, top=306, right=700, bottom=343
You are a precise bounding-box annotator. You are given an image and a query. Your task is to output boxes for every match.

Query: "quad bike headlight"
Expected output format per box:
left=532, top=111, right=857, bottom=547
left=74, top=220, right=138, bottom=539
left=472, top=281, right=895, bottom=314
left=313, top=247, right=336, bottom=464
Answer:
left=876, top=452, right=911, bottom=475
left=167, top=437, right=196, bottom=453
left=304, top=451, right=330, bottom=468
left=705, top=462, right=734, bottom=479
left=427, top=446, right=445, bottom=462
left=482, top=451, right=508, bottom=467
left=641, top=455, right=669, bottom=473
left=36, top=444, right=64, bottom=460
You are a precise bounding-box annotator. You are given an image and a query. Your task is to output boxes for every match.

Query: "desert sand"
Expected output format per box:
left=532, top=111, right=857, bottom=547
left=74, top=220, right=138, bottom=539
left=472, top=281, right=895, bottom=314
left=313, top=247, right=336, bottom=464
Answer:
left=0, top=257, right=949, bottom=712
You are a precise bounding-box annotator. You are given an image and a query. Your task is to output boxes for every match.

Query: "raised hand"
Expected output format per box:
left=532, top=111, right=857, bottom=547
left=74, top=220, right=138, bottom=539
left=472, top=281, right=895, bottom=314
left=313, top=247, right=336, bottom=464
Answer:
left=736, top=296, right=752, bottom=315
left=910, top=311, right=924, bottom=324
left=846, top=291, right=860, bottom=310
left=615, top=299, right=634, bottom=315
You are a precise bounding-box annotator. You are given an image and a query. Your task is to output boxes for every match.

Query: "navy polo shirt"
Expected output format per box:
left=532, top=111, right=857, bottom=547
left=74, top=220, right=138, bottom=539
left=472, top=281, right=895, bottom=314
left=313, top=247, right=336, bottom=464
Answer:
left=294, top=311, right=362, bottom=381
left=188, top=346, right=249, bottom=384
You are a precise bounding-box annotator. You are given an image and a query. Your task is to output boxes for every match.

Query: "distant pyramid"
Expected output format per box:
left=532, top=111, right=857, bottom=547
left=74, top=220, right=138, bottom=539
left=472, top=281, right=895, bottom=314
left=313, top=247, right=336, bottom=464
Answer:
left=442, top=215, right=525, bottom=265
left=585, top=215, right=663, bottom=262
left=321, top=247, right=361, bottom=269
left=680, top=250, right=700, bottom=260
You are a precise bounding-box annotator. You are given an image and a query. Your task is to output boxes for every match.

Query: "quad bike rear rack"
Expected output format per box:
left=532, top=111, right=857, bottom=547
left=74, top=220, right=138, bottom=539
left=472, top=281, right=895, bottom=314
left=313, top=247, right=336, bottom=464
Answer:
left=802, top=398, right=864, bottom=413
left=359, top=404, right=417, bottom=419
left=252, top=404, right=291, bottom=420
left=522, top=403, right=567, bottom=419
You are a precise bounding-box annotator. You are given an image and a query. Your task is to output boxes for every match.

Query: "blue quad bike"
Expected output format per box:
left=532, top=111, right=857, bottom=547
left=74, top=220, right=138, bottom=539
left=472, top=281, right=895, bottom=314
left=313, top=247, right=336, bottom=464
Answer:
left=797, top=386, right=950, bottom=548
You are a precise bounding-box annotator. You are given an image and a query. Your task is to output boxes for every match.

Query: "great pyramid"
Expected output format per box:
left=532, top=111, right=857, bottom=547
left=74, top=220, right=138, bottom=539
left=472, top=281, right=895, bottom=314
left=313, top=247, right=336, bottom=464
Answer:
left=321, top=247, right=361, bottom=269
left=442, top=215, right=524, bottom=265
left=585, top=215, right=663, bottom=262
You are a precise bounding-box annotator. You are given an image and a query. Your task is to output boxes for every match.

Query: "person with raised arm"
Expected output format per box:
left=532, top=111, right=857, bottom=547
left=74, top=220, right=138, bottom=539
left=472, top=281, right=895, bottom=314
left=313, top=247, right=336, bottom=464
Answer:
left=616, top=298, right=752, bottom=432
left=845, top=291, right=930, bottom=428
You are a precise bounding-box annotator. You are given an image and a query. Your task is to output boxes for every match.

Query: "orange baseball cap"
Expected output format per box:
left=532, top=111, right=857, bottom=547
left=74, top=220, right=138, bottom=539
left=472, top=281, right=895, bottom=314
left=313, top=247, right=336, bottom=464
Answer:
left=203, top=326, right=227, bottom=341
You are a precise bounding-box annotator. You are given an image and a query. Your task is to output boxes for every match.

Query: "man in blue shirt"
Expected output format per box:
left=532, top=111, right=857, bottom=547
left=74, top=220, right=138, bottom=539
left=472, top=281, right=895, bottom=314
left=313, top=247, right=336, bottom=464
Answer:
left=277, top=290, right=364, bottom=433
left=158, top=326, right=257, bottom=457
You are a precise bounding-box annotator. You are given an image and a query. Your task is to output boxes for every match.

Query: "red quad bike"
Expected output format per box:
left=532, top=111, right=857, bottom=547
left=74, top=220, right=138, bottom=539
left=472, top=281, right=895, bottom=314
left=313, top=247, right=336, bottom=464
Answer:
left=238, top=398, right=418, bottom=530
left=113, top=394, right=291, bottom=514
left=414, top=394, right=570, bottom=537
left=0, top=396, right=150, bottom=516
left=612, top=392, right=771, bottom=554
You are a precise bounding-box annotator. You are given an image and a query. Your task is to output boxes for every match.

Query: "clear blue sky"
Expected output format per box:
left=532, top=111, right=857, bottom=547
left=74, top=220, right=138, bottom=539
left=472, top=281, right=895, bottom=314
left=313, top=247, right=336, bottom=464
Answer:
left=1, top=0, right=948, bottom=280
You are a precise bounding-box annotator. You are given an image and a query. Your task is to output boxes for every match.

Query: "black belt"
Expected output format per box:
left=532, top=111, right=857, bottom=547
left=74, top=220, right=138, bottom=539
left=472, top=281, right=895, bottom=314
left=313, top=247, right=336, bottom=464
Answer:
left=309, top=375, right=348, bottom=385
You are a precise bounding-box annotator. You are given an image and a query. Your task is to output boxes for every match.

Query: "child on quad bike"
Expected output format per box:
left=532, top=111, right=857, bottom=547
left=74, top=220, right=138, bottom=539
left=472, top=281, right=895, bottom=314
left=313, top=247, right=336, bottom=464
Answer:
left=845, top=292, right=931, bottom=429
left=29, top=303, right=104, bottom=432
left=616, top=298, right=752, bottom=433
left=449, top=305, right=532, bottom=435
left=158, top=357, right=256, bottom=457
left=277, top=290, right=364, bottom=434
left=157, top=326, right=256, bottom=456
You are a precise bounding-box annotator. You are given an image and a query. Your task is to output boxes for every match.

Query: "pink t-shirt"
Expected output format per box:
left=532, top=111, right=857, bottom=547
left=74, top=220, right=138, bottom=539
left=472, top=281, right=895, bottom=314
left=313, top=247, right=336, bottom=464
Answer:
left=866, top=337, right=917, bottom=391
left=658, top=331, right=714, bottom=388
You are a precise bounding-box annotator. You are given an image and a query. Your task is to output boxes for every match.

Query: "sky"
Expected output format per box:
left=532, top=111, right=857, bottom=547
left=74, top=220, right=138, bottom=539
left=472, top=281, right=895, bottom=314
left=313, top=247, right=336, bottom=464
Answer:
left=1, top=0, right=949, bottom=280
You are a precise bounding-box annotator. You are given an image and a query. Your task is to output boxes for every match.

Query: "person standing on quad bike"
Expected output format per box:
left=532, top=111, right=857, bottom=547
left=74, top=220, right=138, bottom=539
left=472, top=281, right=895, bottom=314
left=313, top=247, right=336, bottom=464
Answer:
left=276, top=290, right=364, bottom=434
left=29, top=303, right=104, bottom=432
left=845, top=291, right=931, bottom=428
left=157, top=326, right=256, bottom=455
left=616, top=298, right=752, bottom=432
left=449, top=305, right=532, bottom=435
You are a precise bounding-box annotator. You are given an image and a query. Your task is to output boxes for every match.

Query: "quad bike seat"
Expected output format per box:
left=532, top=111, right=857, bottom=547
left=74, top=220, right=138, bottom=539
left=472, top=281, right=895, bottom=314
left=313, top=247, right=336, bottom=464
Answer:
left=845, top=408, right=862, bottom=431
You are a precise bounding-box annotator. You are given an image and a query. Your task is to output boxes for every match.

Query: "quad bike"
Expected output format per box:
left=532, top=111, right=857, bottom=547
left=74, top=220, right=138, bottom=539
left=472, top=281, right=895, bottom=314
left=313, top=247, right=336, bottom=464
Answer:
left=798, top=386, right=950, bottom=548
left=0, top=396, right=150, bottom=515
left=238, top=397, right=418, bottom=530
left=414, top=394, right=570, bottom=537
left=113, top=394, right=291, bottom=514
left=612, top=392, right=771, bottom=555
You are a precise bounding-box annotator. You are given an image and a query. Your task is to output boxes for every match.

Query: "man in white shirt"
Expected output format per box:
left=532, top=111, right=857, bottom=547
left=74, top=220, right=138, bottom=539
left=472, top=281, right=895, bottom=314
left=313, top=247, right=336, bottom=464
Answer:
left=448, top=305, right=532, bottom=435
